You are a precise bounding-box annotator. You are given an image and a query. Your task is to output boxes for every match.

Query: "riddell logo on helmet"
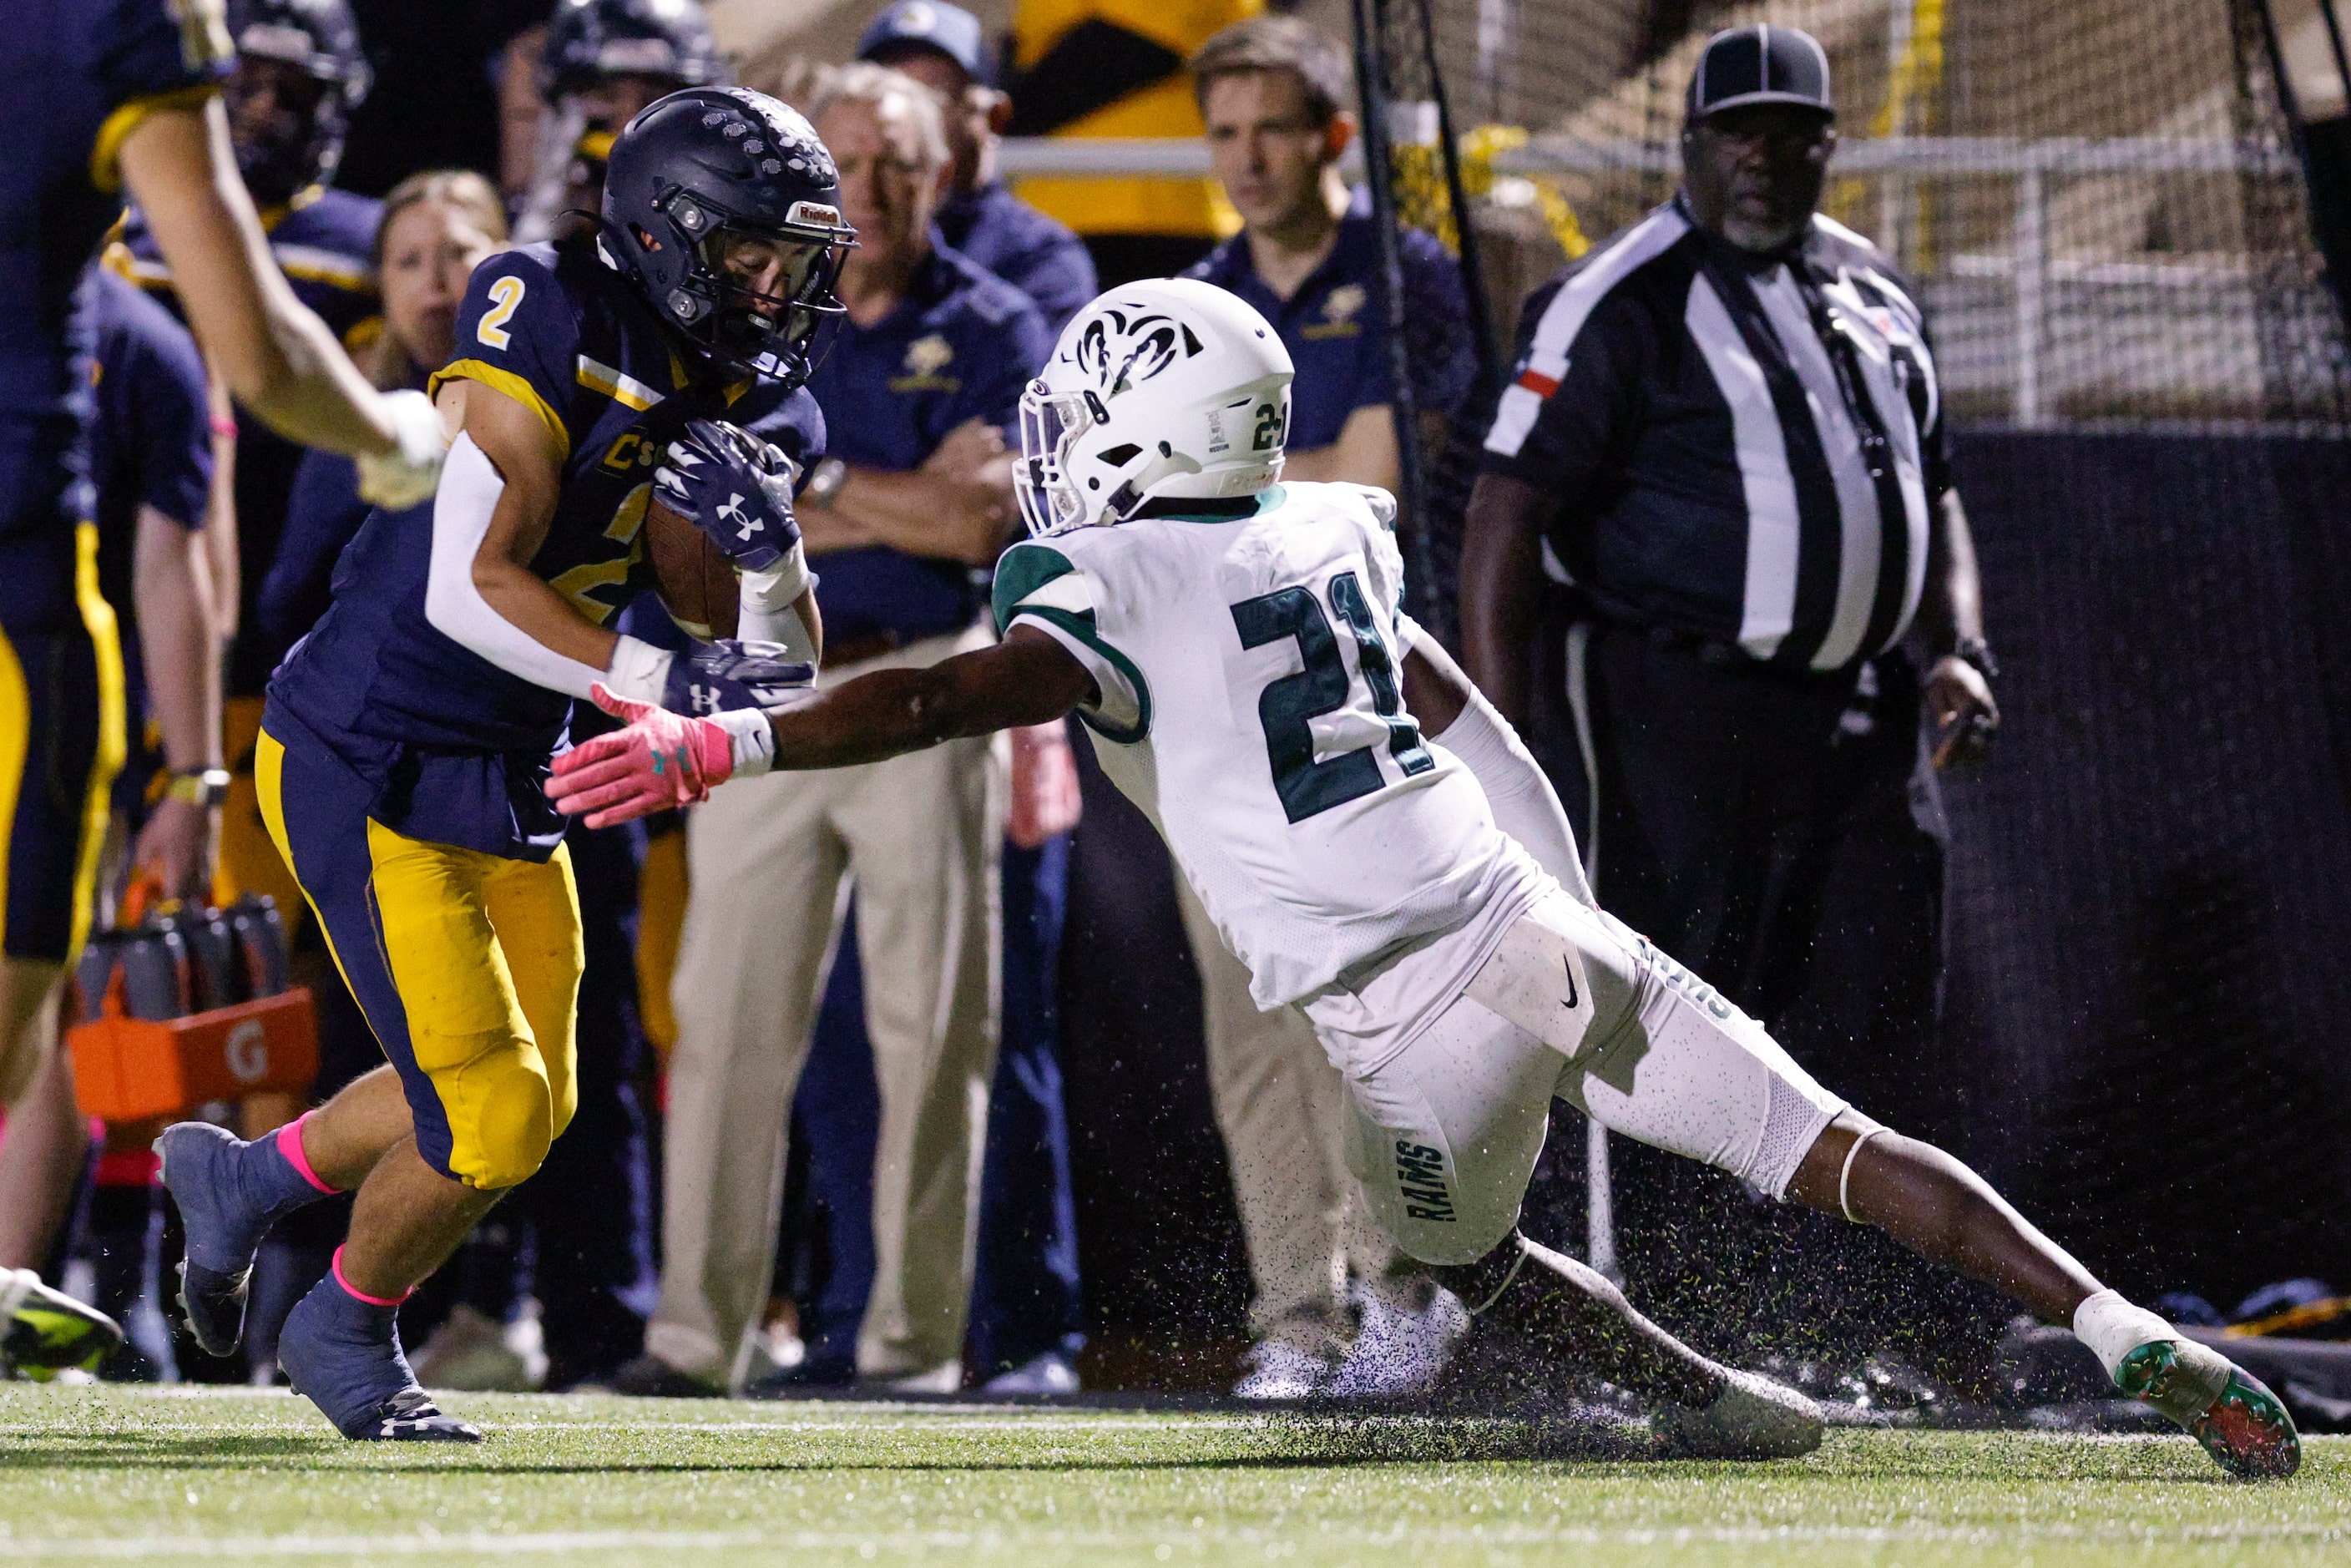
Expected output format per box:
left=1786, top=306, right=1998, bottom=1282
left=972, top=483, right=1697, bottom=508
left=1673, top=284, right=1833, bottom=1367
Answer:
left=787, top=201, right=842, bottom=227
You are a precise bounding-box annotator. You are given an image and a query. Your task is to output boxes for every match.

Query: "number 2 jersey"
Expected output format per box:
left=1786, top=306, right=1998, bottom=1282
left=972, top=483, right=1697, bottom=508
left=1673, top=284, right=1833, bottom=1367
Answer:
left=268, top=235, right=824, bottom=859
left=993, top=481, right=1554, bottom=1060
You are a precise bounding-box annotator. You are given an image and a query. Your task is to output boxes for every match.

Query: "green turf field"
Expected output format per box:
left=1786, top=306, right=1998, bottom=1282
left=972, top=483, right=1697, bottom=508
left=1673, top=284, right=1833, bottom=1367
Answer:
left=0, top=1386, right=2341, bottom=1565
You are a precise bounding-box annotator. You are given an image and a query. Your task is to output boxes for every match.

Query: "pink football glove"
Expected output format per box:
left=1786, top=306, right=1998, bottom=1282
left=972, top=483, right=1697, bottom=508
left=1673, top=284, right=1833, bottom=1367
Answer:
left=548, top=685, right=736, bottom=827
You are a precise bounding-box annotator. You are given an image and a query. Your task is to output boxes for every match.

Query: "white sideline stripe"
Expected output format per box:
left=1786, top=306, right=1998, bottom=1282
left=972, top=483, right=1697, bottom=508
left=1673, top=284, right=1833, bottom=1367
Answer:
left=4, top=1518, right=2343, bottom=1559
left=1683, top=274, right=1797, bottom=661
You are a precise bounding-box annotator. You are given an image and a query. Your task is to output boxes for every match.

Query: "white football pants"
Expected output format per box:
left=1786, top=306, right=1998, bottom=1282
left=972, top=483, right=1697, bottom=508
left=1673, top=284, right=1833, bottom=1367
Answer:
left=1342, top=889, right=1847, bottom=1266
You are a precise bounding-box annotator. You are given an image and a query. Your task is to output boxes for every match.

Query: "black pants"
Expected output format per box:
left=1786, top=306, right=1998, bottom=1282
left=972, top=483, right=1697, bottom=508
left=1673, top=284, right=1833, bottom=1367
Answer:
left=1534, top=620, right=1993, bottom=1374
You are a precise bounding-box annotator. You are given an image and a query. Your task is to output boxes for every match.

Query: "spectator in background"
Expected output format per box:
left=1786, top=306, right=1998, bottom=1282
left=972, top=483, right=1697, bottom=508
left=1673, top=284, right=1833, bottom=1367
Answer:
left=510, top=0, right=727, bottom=243
left=108, top=0, right=382, bottom=950
left=1459, top=26, right=1998, bottom=1369
left=1166, top=14, right=1482, bottom=1400
left=777, top=0, right=1094, bottom=1397
left=60, top=269, right=226, bottom=1377
left=857, top=0, right=1098, bottom=335
left=620, top=64, right=1049, bottom=1399
left=1007, top=0, right=1260, bottom=284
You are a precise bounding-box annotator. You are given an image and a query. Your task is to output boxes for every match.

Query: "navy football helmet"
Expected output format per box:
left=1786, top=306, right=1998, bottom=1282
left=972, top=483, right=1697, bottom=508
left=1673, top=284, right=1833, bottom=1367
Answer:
left=541, top=0, right=727, bottom=102
left=225, top=0, right=372, bottom=203
left=601, top=88, right=857, bottom=385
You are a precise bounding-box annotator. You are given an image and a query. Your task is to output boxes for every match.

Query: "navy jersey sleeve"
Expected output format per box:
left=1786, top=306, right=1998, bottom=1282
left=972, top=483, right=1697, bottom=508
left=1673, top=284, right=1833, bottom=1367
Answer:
left=1479, top=276, right=1647, bottom=498
left=431, top=250, right=580, bottom=459
left=90, top=270, right=212, bottom=529
left=259, top=449, right=370, bottom=658
left=87, top=0, right=236, bottom=193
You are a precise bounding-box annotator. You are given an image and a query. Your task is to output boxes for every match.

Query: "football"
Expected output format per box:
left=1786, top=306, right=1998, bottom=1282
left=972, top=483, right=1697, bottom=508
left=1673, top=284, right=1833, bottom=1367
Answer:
left=643, top=489, right=738, bottom=638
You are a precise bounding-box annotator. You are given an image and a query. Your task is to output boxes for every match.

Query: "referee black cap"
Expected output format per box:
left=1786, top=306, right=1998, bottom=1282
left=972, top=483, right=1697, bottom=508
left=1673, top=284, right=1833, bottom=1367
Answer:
left=1685, top=24, right=1835, bottom=123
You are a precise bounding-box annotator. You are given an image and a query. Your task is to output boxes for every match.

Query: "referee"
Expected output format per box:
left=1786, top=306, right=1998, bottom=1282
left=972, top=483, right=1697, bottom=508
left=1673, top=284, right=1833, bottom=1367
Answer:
left=1459, top=26, right=1999, bottom=1363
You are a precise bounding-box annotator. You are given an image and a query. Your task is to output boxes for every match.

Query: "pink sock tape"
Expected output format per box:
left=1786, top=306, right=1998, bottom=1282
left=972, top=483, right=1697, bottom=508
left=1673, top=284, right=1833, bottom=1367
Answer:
left=275, top=1113, right=340, bottom=1195
left=331, top=1246, right=412, bottom=1308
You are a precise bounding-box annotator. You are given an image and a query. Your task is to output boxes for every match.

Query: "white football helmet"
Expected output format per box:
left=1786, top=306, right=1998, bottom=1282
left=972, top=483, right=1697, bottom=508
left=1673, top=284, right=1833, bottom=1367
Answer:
left=1017, top=277, right=1294, bottom=537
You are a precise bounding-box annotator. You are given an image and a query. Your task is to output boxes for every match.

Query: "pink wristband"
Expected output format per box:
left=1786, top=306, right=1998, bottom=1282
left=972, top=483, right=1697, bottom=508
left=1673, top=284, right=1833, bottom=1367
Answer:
left=276, top=1112, right=340, bottom=1196
left=331, top=1246, right=412, bottom=1308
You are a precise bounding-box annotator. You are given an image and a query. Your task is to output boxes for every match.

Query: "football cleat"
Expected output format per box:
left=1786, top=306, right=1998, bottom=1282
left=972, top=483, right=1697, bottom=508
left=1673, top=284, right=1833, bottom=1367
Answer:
left=156, top=1120, right=326, bottom=1357
left=2114, top=1338, right=2298, bottom=1479
left=1231, top=1338, right=1334, bottom=1402
left=0, top=1268, right=124, bottom=1373
left=1653, top=1367, right=1825, bottom=1460
left=1327, top=1286, right=1470, bottom=1399
left=277, top=1270, right=480, bottom=1443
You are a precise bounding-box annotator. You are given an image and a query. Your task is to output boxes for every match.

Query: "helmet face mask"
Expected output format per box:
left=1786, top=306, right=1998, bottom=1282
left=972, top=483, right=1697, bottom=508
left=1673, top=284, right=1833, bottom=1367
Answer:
left=1016, top=280, right=1296, bottom=539
left=225, top=0, right=371, bottom=204
left=603, top=88, right=857, bottom=387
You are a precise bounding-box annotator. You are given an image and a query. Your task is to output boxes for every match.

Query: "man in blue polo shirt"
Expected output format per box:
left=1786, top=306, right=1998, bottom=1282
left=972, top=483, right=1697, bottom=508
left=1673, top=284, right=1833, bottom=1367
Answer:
left=1178, top=14, right=1479, bottom=1401
left=854, top=0, right=1095, bottom=1396
left=638, top=63, right=1052, bottom=1399
left=857, top=1, right=1099, bottom=336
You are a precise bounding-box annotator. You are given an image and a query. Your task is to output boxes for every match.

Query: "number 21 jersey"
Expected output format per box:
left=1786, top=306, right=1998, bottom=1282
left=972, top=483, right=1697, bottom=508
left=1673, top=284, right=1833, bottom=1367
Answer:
left=993, top=480, right=1547, bottom=1014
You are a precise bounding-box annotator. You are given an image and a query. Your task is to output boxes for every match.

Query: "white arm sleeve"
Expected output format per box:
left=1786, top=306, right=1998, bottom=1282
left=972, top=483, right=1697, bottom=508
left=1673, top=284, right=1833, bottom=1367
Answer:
left=425, top=433, right=609, bottom=700
left=736, top=544, right=817, bottom=661
left=1433, top=685, right=1596, bottom=907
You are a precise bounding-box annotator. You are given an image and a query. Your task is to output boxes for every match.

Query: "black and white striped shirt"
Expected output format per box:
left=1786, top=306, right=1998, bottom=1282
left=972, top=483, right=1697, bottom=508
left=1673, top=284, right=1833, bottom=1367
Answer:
left=1481, top=197, right=1951, bottom=673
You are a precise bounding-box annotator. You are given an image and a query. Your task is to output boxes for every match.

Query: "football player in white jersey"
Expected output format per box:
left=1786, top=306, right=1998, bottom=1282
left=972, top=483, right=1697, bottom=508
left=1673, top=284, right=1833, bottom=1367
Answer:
left=550, top=280, right=2298, bottom=1478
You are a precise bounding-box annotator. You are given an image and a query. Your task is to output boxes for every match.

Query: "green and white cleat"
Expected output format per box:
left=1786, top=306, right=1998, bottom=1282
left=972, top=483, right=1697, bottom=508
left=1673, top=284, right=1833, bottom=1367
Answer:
left=2115, top=1337, right=2299, bottom=1479
left=0, top=1267, right=123, bottom=1375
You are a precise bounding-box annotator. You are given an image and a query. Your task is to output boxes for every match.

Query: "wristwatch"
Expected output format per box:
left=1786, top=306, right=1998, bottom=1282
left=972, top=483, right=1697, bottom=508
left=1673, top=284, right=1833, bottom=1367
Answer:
left=801, top=456, right=848, bottom=510
left=1948, top=635, right=2000, bottom=683
left=164, top=767, right=232, bottom=807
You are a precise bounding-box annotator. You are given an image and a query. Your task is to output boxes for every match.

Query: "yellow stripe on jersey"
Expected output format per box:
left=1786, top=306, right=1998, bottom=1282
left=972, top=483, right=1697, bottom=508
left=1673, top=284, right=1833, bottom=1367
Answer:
left=575, top=356, right=664, bottom=412
left=69, top=524, right=128, bottom=961
left=432, top=359, right=572, bottom=463
left=0, top=614, right=25, bottom=956
left=274, top=243, right=374, bottom=293
left=89, top=84, right=223, bottom=194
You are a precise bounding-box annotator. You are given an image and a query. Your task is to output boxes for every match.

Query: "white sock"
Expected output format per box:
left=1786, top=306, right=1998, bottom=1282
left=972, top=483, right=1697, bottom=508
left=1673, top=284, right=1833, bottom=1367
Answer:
left=2072, top=1288, right=2177, bottom=1379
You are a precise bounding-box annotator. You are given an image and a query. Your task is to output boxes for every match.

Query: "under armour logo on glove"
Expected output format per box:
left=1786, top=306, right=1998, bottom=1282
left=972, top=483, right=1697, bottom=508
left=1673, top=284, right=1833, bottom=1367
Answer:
left=653, top=418, right=801, bottom=572
left=660, top=638, right=816, bottom=717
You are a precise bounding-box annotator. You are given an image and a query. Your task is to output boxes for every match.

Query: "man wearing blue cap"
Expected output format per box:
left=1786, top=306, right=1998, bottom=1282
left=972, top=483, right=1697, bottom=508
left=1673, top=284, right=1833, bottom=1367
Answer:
left=858, top=0, right=1099, bottom=336
left=1461, top=24, right=2003, bottom=1377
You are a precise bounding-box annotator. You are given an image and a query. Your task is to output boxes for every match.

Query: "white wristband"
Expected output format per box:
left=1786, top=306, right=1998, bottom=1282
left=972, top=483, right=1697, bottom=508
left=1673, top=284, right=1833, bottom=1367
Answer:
left=738, top=542, right=811, bottom=612
left=713, top=709, right=775, bottom=776
left=603, top=635, right=674, bottom=705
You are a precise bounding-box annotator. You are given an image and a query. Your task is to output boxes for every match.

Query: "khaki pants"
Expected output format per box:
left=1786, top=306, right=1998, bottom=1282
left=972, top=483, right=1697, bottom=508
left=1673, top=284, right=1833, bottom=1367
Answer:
left=1176, top=883, right=1404, bottom=1353
left=649, top=628, right=1004, bottom=1388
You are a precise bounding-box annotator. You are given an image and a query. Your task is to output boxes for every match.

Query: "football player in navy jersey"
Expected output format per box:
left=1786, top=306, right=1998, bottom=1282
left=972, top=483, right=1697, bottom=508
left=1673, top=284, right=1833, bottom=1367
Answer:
left=0, top=0, right=442, bottom=1371
left=107, top=0, right=387, bottom=940
left=155, top=87, right=854, bottom=1441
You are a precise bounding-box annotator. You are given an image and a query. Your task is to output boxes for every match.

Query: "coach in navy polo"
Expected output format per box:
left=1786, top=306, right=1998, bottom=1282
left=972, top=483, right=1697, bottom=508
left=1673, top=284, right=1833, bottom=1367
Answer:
left=1185, top=18, right=1475, bottom=497
left=643, top=63, right=1052, bottom=1401
left=859, top=0, right=1099, bottom=334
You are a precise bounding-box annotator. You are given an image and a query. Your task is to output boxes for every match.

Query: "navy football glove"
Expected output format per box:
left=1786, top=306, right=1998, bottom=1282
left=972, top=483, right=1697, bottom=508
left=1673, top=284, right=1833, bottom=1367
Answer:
left=662, top=639, right=816, bottom=717
left=653, top=419, right=800, bottom=573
